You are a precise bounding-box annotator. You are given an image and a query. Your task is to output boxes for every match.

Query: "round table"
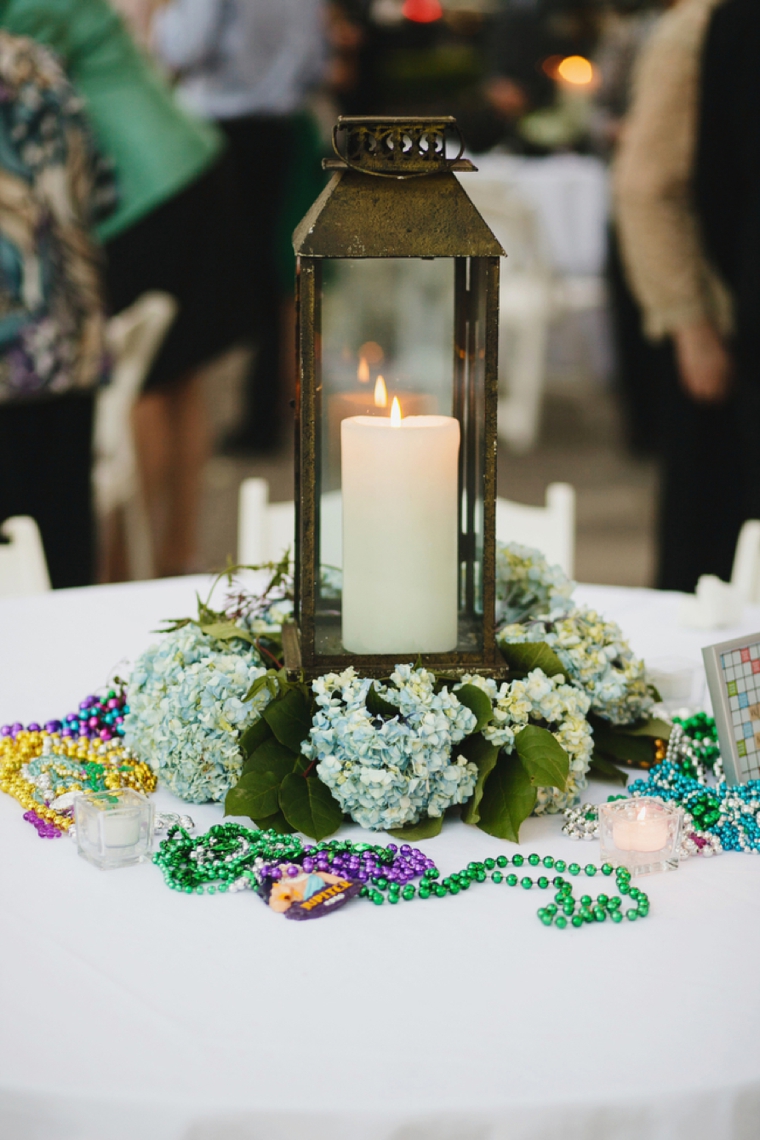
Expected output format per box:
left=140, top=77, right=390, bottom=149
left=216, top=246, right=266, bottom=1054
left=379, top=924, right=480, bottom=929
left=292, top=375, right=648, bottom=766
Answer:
left=2, top=578, right=760, bottom=1140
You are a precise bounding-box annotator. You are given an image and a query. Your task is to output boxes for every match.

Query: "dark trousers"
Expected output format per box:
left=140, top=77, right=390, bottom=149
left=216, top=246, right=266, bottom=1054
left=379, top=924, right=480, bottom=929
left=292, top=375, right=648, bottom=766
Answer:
left=220, top=115, right=297, bottom=448
left=0, top=391, right=95, bottom=588
left=655, top=341, right=760, bottom=593
left=607, top=224, right=660, bottom=456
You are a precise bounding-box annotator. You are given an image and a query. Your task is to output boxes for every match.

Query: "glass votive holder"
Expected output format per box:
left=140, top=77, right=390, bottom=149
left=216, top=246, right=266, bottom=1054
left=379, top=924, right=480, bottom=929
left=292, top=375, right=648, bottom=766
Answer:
left=598, top=796, right=683, bottom=876
left=74, top=788, right=154, bottom=870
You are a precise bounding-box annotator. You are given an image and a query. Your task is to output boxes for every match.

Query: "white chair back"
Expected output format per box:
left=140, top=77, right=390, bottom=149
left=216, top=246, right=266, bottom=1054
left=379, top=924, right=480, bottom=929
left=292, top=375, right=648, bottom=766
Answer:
left=0, top=516, right=51, bottom=597
left=496, top=482, right=575, bottom=578
left=238, top=479, right=342, bottom=568
left=240, top=477, right=575, bottom=581
left=93, top=291, right=177, bottom=579
left=732, top=519, right=760, bottom=604
left=460, top=176, right=554, bottom=455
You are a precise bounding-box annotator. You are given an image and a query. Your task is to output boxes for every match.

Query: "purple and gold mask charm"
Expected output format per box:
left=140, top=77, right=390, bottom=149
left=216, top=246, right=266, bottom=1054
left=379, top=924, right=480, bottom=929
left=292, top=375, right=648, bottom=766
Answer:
left=260, top=864, right=362, bottom=920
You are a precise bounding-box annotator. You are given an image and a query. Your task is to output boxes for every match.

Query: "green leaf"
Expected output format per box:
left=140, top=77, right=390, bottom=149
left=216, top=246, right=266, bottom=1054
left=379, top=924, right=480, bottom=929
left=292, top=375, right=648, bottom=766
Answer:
left=476, top=752, right=537, bottom=842
left=243, top=671, right=280, bottom=703
left=241, top=737, right=299, bottom=779
left=200, top=620, right=257, bottom=647
left=386, top=814, right=444, bottom=840
left=498, top=640, right=567, bottom=680
left=366, top=682, right=400, bottom=720
left=263, top=686, right=313, bottom=752
left=514, top=724, right=570, bottom=792
left=455, top=684, right=494, bottom=732
left=251, top=809, right=297, bottom=834
left=589, top=753, right=629, bottom=785
left=279, top=773, right=342, bottom=840
left=238, top=716, right=272, bottom=759
left=648, top=683, right=663, bottom=704
left=459, top=734, right=501, bottom=825
left=224, top=770, right=282, bottom=819
left=617, top=716, right=671, bottom=739
left=590, top=717, right=662, bottom=768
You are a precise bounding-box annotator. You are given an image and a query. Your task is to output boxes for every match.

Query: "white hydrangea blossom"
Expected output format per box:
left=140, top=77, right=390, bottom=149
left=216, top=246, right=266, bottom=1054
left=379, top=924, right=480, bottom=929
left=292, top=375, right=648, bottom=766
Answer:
left=497, top=606, right=652, bottom=726
left=495, top=541, right=575, bottom=625
left=457, top=668, right=593, bottom=813
left=301, top=665, right=478, bottom=831
left=124, top=624, right=271, bottom=803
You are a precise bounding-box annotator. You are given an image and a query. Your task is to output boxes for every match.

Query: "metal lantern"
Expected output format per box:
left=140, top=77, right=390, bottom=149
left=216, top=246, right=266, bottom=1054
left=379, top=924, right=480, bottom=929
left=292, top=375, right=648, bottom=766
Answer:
left=285, top=116, right=504, bottom=678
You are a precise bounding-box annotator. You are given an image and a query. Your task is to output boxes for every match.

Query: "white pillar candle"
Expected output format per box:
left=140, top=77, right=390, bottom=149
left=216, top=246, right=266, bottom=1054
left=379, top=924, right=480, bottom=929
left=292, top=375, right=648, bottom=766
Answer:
left=341, top=406, right=460, bottom=654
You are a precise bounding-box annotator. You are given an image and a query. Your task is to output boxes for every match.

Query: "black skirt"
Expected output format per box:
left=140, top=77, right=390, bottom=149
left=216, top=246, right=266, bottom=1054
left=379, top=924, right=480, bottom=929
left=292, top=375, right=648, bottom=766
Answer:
left=104, top=152, right=252, bottom=391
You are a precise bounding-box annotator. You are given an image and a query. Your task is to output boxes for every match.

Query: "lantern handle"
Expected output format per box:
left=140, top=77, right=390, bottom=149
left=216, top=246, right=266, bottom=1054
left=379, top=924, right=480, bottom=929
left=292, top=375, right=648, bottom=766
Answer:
left=330, top=118, right=468, bottom=179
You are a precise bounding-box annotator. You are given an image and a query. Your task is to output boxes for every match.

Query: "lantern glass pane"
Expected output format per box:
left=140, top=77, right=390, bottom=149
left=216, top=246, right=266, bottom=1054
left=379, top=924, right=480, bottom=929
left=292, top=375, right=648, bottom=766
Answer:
left=315, top=257, right=454, bottom=654
left=310, top=256, right=487, bottom=661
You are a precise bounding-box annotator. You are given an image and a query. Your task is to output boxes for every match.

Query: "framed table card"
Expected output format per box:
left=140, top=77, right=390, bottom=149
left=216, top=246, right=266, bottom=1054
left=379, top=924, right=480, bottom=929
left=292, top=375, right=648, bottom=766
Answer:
left=703, top=632, right=760, bottom=784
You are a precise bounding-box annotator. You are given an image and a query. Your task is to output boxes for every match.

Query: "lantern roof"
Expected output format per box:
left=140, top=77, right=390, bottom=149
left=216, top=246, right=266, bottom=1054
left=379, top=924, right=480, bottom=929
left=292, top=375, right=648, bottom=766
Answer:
left=292, top=117, right=505, bottom=260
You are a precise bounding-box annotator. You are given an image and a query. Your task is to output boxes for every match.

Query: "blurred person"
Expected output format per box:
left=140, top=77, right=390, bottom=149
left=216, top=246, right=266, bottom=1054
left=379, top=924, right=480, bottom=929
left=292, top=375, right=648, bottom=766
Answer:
left=0, top=31, right=111, bottom=588
left=111, top=0, right=166, bottom=49
left=613, top=0, right=738, bottom=593
left=590, top=0, right=664, bottom=457
left=0, top=0, right=252, bottom=579
left=696, top=0, right=760, bottom=394
left=590, top=0, right=663, bottom=157
left=153, top=0, right=327, bottom=455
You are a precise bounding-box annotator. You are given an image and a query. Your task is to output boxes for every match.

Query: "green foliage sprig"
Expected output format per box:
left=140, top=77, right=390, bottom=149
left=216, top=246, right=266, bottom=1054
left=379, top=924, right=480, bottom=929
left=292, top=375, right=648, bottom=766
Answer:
left=224, top=670, right=342, bottom=841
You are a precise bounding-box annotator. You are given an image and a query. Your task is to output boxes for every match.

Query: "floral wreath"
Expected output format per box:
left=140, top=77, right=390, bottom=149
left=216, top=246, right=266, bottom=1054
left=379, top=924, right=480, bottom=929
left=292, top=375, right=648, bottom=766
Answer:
left=124, top=546, right=662, bottom=842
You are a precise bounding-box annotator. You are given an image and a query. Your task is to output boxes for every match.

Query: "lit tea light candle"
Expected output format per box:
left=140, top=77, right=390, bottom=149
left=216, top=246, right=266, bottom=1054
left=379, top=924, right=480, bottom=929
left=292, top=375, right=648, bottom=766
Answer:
left=612, top=802, right=670, bottom=852
left=341, top=398, right=460, bottom=654
left=599, top=796, right=682, bottom=875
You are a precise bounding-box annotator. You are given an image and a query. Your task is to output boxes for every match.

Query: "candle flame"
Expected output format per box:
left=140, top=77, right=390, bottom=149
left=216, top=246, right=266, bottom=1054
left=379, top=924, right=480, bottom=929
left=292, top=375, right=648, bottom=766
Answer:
left=357, top=355, right=370, bottom=383
left=374, top=375, right=388, bottom=407
left=390, top=396, right=402, bottom=426
left=636, top=805, right=647, bottom=822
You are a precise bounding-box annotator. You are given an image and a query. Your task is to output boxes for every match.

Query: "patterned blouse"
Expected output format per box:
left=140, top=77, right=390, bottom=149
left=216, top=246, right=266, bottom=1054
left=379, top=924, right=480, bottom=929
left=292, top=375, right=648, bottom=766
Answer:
left=0, top=30, right=114, bottom=403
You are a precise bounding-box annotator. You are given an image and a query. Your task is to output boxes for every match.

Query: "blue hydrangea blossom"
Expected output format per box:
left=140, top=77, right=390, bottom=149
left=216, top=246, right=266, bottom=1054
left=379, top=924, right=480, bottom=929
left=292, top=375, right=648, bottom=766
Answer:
left=302, top=665, right=478, bottom=831
left=124, top=624, right=270, bottom=803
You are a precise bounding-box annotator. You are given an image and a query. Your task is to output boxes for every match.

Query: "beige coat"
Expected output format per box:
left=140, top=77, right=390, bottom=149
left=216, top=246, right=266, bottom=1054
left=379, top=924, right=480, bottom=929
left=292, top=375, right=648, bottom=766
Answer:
left=612, top=0, right=732, bottom=341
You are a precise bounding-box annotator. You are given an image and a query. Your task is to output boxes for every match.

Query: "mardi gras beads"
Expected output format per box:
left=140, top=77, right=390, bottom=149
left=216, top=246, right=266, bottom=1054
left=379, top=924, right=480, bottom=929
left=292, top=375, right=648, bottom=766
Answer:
left=0, top=727, right=156, bottom=835
left=153, top=823, right=647, bottom=929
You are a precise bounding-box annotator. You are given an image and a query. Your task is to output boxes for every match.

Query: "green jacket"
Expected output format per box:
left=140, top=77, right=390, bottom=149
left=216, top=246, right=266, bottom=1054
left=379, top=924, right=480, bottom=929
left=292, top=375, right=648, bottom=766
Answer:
left=0, top=0, right=222, bottom=240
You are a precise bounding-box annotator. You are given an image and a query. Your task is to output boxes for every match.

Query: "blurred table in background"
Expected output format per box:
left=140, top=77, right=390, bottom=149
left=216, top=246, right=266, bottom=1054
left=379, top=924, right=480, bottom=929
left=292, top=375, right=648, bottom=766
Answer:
left=468, top=152, right=610, bottom=277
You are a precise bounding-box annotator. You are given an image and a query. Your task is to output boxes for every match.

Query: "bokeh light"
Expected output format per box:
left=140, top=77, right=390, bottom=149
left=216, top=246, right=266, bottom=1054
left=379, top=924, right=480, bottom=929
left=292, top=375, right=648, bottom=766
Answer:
left=402, top=0, right=443, bottom=24
left=557, top=55, right=595, bottom=86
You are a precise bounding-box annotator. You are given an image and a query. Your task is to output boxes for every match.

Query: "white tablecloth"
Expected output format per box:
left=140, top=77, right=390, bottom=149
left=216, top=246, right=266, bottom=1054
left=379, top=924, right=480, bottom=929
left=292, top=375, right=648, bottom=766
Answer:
left=2, top=578, right=760, bottom=1140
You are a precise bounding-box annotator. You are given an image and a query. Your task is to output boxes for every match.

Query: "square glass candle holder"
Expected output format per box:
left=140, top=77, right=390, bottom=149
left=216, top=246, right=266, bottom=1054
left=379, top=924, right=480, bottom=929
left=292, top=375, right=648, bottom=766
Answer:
left=598, top=796, right=683, bottom=876
left=74, top=788, right=154, bottom=870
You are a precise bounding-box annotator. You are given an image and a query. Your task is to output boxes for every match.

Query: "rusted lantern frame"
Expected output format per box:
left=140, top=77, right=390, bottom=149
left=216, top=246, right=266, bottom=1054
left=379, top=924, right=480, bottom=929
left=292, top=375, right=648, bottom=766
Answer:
left=287, top=116, right=505, bottom=678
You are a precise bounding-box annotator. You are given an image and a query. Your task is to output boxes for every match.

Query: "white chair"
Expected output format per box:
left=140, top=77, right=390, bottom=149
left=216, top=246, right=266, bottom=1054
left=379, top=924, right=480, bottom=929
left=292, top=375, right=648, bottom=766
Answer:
left=238, top=478, right=342, bottom=568
left=0, top=515, right=51, bottom=598
left=731, top=520, right=760, bottom=604
left=240, top=477, right=575, bottom=580
left=93, top=291, right=178, bottom=580
left=461, top=177, right=554, bottom=454
left=461, top=173, right=608, bottom=453
left=496, top=482, right=575, bottom=578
